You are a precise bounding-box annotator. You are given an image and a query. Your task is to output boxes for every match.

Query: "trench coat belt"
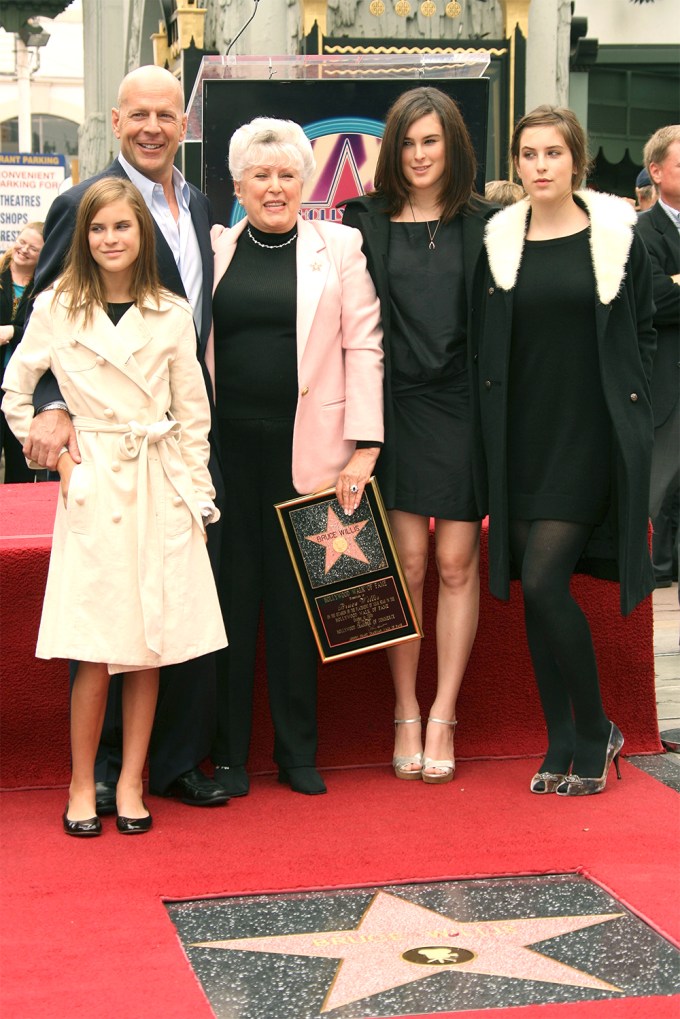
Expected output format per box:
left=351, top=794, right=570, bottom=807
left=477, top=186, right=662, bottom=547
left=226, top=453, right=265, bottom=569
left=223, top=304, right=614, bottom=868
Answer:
left=72, top=415, right=191, bottom=656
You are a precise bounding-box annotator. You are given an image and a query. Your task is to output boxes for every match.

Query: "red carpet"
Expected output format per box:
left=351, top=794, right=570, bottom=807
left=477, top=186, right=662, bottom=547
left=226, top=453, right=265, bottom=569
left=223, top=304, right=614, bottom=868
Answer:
left=0, top=484, right=661, bottom=790
left=1, top=759, right=678, bottom=1019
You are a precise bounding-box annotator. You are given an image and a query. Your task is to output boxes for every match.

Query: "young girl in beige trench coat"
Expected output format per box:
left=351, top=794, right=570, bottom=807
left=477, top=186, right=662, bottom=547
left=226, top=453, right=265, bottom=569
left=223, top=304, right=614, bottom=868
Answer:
left=2, top=179, right=227, bottom=836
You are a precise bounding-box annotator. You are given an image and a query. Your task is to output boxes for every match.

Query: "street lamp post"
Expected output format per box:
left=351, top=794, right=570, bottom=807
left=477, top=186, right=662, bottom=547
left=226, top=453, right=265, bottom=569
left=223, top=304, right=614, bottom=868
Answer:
left=0, top=1, right=69, bottom=153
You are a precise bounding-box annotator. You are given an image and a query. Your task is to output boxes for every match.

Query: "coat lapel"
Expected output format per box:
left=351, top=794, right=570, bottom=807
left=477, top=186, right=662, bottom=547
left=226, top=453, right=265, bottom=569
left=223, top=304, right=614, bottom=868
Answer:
left=650, top=200, right=680, bottom=261
left=484, top=190, right=636, bottom=306
left=296, top=218, right=329, bottom=365
left=71, top=303, right=155, bottom=398
left=212, top=217, right=245, bottom=293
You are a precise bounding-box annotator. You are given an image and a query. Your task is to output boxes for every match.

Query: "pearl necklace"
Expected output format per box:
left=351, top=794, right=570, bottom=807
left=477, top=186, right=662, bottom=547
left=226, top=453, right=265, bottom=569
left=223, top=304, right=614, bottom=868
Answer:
left=407, top=196, right=442, bottom=251
left=247, top=226, right=297, bottom=250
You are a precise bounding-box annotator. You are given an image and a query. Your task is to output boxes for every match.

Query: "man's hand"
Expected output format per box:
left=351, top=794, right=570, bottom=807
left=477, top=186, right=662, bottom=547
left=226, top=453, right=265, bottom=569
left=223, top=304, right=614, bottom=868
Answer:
left=0, top=325, right=13, bottom=345
left=23, top=409, right=81, bottom=470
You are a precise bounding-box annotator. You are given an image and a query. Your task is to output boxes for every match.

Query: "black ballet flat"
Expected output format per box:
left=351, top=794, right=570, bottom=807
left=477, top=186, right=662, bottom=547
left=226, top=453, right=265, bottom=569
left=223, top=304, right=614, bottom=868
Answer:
left=116, top=812, right=153, bottom=834
left=62, top=809, right=102, bottom=837
left=277, top=766, right=327, bottom=796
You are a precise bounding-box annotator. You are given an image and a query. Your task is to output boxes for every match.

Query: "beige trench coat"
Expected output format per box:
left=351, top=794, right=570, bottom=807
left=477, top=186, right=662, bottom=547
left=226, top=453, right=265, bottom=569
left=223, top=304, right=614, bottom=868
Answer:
left=2, top=289, right=227, bottom=673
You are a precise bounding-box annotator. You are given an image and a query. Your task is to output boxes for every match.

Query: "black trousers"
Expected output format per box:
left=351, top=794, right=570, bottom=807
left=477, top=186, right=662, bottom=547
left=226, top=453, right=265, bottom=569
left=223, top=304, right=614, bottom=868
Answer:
left=212, top=416, right=318, bottom=770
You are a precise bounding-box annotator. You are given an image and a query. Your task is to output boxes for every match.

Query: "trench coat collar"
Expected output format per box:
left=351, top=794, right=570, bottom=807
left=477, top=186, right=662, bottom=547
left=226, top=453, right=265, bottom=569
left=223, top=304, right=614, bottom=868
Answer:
left=484, top=189, right=637, bottom=305
left=58, top=293, right=177, bottom=398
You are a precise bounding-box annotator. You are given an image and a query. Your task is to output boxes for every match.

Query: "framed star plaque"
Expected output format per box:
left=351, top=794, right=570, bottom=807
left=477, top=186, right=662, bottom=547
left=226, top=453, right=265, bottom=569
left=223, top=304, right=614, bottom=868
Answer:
left=275, top=477, right=422, bottom=662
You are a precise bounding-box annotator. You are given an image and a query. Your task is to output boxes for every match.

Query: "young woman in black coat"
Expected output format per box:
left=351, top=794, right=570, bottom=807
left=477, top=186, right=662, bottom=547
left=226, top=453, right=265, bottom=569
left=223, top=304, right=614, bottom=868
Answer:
left=477, top=107, right=656, bottom=796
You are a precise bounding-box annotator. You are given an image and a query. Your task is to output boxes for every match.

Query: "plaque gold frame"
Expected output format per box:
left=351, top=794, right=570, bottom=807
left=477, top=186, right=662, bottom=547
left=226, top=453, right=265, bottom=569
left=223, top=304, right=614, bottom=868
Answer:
left=275, top=477, right=423, bottom=663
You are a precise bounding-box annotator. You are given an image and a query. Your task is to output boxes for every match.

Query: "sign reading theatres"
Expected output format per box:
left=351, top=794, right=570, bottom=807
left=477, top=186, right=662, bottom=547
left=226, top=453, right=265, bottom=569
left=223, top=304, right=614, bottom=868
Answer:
left=202, top=79, right=488, bottom=228
left=0, top=153, right=66, bottom=251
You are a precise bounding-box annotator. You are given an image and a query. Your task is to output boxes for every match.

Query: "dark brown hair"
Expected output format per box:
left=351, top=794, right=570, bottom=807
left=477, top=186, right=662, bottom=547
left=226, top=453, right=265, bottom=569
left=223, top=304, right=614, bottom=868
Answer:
left=54, top=178, right=160, bottom=325
left=372, top=86, right=478, bottom=221
left=510, top=105, right=590, bottom=189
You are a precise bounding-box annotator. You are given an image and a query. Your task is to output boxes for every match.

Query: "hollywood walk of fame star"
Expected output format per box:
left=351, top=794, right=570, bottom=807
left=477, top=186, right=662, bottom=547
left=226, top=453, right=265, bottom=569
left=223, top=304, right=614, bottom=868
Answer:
left=306, top=505, right=369, bottom=573
left=192, top=890, right=623, bottom=1013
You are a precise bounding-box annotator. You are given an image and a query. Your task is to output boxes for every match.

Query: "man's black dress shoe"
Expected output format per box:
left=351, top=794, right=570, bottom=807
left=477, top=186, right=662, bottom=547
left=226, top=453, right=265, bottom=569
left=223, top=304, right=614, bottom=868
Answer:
left=95, top=781, right=117, bottom=816
left=166, top=767, right=230, bottom=806
left=116, top=812, right=153, bottom=834
left=63, top=810, right=102, bottom=837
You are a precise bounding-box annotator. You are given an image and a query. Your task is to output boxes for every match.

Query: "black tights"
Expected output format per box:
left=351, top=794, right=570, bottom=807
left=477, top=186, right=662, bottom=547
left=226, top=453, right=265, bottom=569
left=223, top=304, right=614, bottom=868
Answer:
left=509, top=519, right=611, bottom=777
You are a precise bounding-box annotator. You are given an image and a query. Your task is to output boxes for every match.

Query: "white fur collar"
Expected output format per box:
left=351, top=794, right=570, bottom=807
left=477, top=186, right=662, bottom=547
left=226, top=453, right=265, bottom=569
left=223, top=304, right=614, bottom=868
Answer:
left=484, top=189, right=637, bottom=305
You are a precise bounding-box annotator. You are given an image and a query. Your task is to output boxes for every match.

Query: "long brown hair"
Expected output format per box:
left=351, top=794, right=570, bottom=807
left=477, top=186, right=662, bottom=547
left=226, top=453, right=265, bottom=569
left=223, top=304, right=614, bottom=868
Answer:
left=372, top=86, right=478, bottom=221
left=54, top=178, right=161, bottom=325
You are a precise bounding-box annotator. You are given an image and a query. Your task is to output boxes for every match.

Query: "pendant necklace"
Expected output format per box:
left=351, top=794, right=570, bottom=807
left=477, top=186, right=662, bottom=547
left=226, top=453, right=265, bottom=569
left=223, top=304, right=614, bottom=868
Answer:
left=247, top=226, right=297, bottom=250
left=408, top=196, right=441, bottom=250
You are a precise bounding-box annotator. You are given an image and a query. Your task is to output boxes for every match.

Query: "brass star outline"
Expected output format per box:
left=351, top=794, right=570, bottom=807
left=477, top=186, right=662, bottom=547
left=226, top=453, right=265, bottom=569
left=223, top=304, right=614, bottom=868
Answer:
left=192, top=890, right=623, bottom=1012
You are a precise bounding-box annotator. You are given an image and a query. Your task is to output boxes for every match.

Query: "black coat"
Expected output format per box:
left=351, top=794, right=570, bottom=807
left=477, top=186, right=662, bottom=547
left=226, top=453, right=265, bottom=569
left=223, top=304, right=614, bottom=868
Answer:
left=477, top=190, right=656, bottom=616
left=0, top=262, right=34, bottom=352
left=1, top=263, right=36, bottom=466
left=341, top=193, right=495, bottom=512
left=636, top=200, right=680, bottom=427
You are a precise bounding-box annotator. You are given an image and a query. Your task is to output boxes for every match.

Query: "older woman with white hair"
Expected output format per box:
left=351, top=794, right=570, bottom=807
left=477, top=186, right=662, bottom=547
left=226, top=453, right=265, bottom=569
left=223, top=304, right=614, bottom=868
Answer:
left=209, top=117, right=384, bottom=796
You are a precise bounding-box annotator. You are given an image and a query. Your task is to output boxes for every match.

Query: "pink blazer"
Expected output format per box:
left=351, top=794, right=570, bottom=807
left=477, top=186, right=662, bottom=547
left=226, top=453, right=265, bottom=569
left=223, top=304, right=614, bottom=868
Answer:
left=207, top=216, right=384, bottom=494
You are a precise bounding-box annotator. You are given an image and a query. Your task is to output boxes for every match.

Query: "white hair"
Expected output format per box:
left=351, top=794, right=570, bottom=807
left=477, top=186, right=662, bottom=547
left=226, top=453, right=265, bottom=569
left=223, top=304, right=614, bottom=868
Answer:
left=228, top=117, right=316, bottom=183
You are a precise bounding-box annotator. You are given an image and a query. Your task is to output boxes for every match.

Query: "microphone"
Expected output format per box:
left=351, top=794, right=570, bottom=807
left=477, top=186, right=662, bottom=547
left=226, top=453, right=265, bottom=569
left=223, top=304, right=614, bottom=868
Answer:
left=225, top=0, right=261, bottom=58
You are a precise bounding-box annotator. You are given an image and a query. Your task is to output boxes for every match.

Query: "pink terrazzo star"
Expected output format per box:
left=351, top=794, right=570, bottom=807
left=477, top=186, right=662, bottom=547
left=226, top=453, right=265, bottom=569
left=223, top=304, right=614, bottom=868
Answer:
left=193, top=890, right=623, bottom=1012
left=306, top=505, right=369, bottom=573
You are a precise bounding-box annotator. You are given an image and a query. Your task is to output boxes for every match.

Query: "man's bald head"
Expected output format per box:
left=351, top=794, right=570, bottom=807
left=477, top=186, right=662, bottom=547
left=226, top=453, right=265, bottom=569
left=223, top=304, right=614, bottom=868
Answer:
left=112, top=65, right=187, bottom=186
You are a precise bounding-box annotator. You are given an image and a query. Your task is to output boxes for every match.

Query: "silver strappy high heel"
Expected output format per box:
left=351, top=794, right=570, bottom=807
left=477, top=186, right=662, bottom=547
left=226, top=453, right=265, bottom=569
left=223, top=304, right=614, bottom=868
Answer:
left=422, top=717, right=457, bottom=784
left=392, top=716, right=423, bottom=780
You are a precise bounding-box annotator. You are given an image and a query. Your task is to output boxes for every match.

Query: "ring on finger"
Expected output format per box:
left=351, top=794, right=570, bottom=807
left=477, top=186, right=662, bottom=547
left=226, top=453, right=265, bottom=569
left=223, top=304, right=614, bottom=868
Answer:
left=350, top=484, right=359, bottom=494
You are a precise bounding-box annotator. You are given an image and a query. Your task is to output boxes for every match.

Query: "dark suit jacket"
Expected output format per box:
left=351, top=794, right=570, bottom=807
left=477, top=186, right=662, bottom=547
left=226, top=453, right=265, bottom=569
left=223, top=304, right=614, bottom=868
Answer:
left=636, top=201, right=680, bottom=427
left=341, top=193, right=495, bottom=513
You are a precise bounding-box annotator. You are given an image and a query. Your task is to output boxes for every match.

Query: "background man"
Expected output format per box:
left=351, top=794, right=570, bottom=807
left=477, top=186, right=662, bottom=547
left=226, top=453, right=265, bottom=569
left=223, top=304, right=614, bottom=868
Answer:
left=637, top=125, right=680, bottom=592
left=24, top=65, right=228, bottom=810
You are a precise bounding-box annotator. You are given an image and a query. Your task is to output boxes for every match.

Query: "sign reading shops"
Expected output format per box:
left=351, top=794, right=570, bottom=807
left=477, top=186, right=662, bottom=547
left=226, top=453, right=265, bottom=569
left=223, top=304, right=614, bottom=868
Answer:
left=0, top=153, right=66, bottom=251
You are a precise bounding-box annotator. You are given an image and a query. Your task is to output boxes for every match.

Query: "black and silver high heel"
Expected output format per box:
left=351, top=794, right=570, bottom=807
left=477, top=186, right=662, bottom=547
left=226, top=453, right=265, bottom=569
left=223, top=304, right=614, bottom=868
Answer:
left=555, top=723, right=624, bottom=797
left=530, top=772, right=567, bottom=794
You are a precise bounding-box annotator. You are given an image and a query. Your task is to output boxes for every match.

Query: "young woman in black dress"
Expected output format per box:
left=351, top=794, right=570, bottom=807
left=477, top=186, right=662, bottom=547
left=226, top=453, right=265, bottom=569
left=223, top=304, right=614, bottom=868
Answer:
left=478, top=107, right=656, bottom=795
left=343, top=88, right=494, bottom=783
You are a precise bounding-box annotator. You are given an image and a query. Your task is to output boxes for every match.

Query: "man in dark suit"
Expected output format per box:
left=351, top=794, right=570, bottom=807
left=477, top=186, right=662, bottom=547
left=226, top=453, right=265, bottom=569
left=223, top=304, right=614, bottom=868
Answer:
left=637, top=125, right=680, bottom=590
left=24, top=65, right=228, bottom=809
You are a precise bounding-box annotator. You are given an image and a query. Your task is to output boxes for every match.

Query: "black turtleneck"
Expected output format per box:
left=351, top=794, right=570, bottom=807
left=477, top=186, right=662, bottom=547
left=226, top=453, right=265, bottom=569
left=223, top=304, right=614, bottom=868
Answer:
left=213, top=222, right=298, bottom=419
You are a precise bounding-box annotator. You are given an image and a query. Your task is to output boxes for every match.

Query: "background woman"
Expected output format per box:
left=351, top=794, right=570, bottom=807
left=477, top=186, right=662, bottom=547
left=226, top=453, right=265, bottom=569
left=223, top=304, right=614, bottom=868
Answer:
left=2, top=179, right=226, bottom=835
left=0, top=222, right=44, bottom=481
left=209, top=118, right=383, bottom=797
left=478, top=106, right=656, bottom=796
left=342, top=87, right=494, bottom=784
